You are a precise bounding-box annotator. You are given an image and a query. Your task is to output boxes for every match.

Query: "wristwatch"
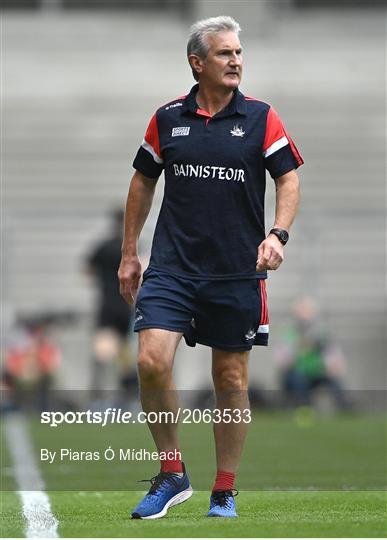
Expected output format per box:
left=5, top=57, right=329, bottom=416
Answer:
left=269, top=228, right=289, bottom=246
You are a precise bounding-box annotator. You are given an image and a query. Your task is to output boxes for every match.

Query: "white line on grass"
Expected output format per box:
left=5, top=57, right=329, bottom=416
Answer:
left=4, top=413, right=59, bottom=538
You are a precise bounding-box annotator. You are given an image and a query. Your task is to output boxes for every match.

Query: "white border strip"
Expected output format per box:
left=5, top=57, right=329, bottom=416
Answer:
left=263, top=136, right=288, bottom=158
left=258, top=324, right=269, bottom=334
left=4, top=413, right=59, bottom=538
left=141, top=139, right=163, bottom=164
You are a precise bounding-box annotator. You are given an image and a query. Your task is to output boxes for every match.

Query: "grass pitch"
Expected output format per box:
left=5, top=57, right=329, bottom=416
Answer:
left=12, top=411, right=387, bottom=491
left=2, top=489, right=386, bottom=537
left=1, top=411, right=386, bottom=537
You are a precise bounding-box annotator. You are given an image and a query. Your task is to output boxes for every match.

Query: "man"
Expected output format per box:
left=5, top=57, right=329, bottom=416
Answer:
left=118, top=15, right=303, bottom=519
left=87, top=209, right=134, bottom=401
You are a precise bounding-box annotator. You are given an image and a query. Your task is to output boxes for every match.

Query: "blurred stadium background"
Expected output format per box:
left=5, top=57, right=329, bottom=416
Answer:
left=1, top=5, right=386, bottom=537
left=2, top=0, right=385, bottom=403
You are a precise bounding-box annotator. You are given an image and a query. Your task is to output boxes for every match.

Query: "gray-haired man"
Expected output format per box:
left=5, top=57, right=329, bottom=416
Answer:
left=119, top=15, right=303, bottom=519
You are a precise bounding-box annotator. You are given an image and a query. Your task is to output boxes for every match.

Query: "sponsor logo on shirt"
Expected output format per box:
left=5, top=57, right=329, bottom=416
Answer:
left=165, top=102, right=182, bottom=110
left=230, top=124, right=245, bottom=137
left=173, top=162, right=245, bottom=182
left=172, top=126, right=190, bottom=137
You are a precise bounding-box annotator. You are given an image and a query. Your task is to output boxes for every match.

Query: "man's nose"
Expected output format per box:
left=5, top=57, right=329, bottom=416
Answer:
left=230, top=53, right=241, bottom=65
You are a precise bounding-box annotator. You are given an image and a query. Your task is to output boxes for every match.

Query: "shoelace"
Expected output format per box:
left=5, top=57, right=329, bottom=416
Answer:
left=212, top=489, right=239, bottom=508
left=138, top=472, right=180, bottom=494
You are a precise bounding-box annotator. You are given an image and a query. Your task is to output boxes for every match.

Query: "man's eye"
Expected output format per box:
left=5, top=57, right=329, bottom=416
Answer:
left=218, top=50, right=242, bottom=56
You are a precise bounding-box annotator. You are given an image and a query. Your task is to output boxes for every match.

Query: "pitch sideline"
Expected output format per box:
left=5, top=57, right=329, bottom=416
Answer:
left=4, top=413, right=59, bottom=538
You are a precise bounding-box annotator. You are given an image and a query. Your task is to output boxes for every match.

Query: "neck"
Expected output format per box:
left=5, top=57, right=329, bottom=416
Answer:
left=196, top=84, right=235, bottom=116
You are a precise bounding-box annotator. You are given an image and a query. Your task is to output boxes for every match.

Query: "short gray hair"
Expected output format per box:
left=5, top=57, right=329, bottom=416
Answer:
left=187, top=16, right=241, bottom=81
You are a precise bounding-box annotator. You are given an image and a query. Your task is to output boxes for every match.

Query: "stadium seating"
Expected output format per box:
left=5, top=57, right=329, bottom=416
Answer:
left=4, top=7, right=384, bottom=392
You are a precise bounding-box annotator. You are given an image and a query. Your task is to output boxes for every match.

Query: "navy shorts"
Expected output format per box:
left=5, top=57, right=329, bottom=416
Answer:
left=133, top=268, right=269, bottom=351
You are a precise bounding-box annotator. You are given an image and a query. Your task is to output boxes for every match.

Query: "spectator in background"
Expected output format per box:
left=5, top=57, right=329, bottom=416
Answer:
left=4, top=316, right=61, bottom=411
left=275, top=296, right=348, bottom=410
left=86, top=209, right=136, bottom=403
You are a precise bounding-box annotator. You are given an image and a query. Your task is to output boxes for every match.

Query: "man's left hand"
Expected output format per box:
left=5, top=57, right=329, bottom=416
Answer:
left=256, top=234, right=284, bottom=271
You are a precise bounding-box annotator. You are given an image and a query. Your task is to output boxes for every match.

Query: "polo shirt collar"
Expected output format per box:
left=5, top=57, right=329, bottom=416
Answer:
left=181, top=84, right=246, bottom=117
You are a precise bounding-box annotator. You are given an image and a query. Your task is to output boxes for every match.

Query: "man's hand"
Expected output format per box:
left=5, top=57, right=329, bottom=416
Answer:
left=256, top=234, right=284, bottom=272
left=118, top=255, right=142, bottom=304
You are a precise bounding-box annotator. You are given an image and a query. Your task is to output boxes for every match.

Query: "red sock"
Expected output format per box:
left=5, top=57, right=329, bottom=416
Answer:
left=212, top=470, right=236, bottom=492
left=160, top=449, right=183, bottom=473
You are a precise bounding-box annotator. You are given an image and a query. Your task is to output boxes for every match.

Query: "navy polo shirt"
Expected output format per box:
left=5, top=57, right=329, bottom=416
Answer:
left=133, top=84, right=304, bottom=280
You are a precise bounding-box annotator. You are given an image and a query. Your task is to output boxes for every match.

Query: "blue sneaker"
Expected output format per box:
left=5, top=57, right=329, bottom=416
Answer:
left=131, top=463, right=193, bottom=519
left=207, top=490, right=238, bottom=518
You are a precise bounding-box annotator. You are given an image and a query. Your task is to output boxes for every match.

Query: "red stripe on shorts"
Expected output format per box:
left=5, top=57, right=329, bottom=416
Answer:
left=259, top=280, right=269, bottom=325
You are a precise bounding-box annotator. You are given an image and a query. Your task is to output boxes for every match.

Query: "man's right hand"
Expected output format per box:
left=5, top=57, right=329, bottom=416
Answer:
left=118, top=255, right=142, bottom=305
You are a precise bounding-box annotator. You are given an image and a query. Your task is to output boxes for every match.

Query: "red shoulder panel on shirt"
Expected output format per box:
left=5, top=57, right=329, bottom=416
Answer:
left=263, top=107, right=285, bottom=152
left=284, top=128, right=304, bottom=167
left=144, top=113, right=161, bottom=159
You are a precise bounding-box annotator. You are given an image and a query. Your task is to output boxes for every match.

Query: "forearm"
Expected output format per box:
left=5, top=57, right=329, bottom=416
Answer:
left=121, top=171, right=157, bottom=258
left=257, top=170, right=300, bottom=272
left=272, top=169, right=300, bottom=231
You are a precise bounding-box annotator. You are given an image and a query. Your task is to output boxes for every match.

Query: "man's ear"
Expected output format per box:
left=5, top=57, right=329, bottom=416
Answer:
left=188, top=54, right=203, bottom=77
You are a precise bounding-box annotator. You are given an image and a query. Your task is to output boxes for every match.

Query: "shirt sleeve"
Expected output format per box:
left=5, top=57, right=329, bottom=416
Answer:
left=263, top=106, right=304, bottom=179
left=132, top=112, right=164, bottom=179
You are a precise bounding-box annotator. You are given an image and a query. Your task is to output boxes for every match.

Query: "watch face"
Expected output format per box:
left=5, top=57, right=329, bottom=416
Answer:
left=270, top=229, right=289, bottom=244
left=280, top=230, right=289, bottom=243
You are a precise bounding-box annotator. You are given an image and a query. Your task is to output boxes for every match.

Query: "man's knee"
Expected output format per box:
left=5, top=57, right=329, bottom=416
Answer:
left=212, top=350, right=249, bottom=391
left=213, top=364, right=248, bottom=392
left=137, top=329, right=179, bottom=382
left=137, top=349, right=171, bottom=380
